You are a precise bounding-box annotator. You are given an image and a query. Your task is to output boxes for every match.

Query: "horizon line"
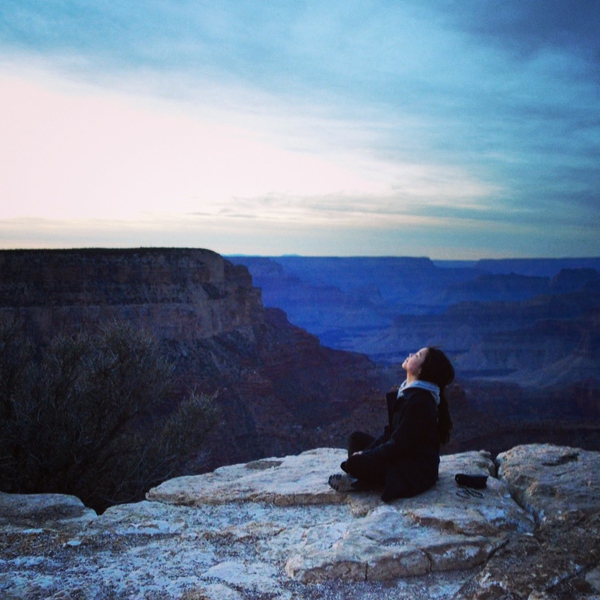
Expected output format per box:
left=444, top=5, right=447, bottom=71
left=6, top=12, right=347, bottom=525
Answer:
left=1, top=247, right=599, bottom=262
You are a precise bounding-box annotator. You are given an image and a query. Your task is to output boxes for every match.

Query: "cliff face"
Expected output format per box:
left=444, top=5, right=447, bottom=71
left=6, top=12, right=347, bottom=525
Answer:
left=0, top=248, right=264, bottom=341
left=231, top=256, right=600, bottom=382
left=228, top=255, right=600, bottom=457
left=188, top=306, right=385, bottom=469
left=1, top=444, right=598, bottom=599
left=0, top=248, right=386, bottom=473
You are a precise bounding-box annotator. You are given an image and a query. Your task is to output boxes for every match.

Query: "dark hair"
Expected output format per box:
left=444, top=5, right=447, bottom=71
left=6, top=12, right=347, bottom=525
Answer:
left=419, top=347, right=455, bottom=445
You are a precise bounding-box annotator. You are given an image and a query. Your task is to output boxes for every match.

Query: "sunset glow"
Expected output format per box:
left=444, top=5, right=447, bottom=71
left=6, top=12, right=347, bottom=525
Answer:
left=1, top=1, right=599, bottom=258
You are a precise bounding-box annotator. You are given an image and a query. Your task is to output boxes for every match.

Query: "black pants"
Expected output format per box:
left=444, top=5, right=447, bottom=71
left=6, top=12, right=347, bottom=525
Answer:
left=348, top=431, right=376, bottom=456
left=343, top=431, right=387, bottom=488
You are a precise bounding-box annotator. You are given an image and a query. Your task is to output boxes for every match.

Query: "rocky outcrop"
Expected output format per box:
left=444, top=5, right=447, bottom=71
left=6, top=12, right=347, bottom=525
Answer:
left=1, top=444, right=598, bottom=599
left=455, top=444, right=600, bottom=599
left=550, top=268, right=600, bottom=294
left=0, top=248, right=264, bottom=341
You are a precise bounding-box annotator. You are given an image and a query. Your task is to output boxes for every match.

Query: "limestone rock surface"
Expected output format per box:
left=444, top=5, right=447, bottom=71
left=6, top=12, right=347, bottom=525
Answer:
left=1, top=445, right=599, bottom=600
left=455, top=444, right=600, bottom=600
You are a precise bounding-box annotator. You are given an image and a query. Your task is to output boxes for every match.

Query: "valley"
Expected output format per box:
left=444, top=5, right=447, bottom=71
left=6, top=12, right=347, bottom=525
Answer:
left=1, top=248, right=598, bottom=511
left=231, top=255, right=600, bottom=453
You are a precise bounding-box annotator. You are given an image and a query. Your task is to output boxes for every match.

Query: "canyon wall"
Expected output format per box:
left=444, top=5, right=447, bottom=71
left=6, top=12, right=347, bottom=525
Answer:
left=2, top=248, right=597, bottom=494
left=231, top=256, right=600, bottom=455
left=230, top=256, right=600, bottom=375
left=0, top=248, right=386, bottom=476
left=0, top=248, right=263, bottom=341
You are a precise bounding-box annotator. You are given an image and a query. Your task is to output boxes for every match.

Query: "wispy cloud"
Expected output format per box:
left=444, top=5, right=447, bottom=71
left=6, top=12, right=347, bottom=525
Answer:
left=0, top=0, right=598, bottom=257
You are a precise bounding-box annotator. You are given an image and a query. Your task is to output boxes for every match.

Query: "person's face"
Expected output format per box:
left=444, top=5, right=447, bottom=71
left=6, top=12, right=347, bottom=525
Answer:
left=402, top=347, right=429, bottom=379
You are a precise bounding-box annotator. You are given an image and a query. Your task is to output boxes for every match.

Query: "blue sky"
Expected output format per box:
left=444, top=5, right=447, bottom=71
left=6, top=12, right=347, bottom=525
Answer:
left=1, top=0, right=599, bottom=258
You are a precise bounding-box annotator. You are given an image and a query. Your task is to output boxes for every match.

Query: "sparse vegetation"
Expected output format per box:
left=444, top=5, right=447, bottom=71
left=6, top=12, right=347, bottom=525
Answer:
left=0, top=319, right=218, bottom=512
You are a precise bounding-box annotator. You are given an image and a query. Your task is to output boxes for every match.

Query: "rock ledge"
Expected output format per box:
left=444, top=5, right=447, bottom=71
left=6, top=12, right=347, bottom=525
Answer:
left=1, top=444, right=599, bottom=600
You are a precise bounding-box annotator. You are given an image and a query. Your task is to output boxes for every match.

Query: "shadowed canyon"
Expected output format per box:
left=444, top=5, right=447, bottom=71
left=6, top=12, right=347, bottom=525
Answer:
left=1, top=248, right=598, bottom=480
left=231, top=255, right=600, bottom=456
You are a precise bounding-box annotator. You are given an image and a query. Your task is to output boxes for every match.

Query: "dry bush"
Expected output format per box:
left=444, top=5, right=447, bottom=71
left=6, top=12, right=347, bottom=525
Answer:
left=0, top=319, right=217, bottom=511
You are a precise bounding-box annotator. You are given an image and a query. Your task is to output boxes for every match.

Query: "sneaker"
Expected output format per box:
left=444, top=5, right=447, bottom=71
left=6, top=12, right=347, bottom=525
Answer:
left=328, top=473, right=357, bottom=493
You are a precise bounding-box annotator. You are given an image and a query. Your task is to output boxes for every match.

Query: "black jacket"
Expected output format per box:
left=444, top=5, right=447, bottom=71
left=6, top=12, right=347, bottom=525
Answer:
left=347, top=387, right=440, bottom=501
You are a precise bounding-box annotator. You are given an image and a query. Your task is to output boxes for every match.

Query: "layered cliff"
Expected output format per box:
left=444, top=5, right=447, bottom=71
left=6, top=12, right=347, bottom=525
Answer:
left=0, top=248, right=263, bottom=341
left=228, top=255, right=600, bottom=457
left=0, top=248, right=386, bottom=475
left=231, top=256, right=600, bottom=380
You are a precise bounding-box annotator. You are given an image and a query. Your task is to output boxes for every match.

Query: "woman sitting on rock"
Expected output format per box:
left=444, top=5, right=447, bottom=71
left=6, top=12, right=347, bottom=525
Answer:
left=329, top=346, right=455, bottom=501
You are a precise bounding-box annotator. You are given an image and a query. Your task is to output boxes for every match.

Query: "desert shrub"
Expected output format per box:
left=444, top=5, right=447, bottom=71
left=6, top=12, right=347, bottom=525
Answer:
left=0, top=319, right=218, bottom=511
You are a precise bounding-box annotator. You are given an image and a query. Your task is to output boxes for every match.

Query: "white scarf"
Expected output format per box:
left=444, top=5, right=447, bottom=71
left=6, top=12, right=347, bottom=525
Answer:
left=397, top=379, right=441, bottom=405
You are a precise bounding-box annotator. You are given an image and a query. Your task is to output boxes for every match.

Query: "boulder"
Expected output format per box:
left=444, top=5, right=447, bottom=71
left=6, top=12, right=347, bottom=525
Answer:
left=1, top=445, right=598, bottom=599
left=0, top=491, right=96, bottom=532
left=496, top=443, right=600, bottom=523
left=454, top=444, right=600, bottom=600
